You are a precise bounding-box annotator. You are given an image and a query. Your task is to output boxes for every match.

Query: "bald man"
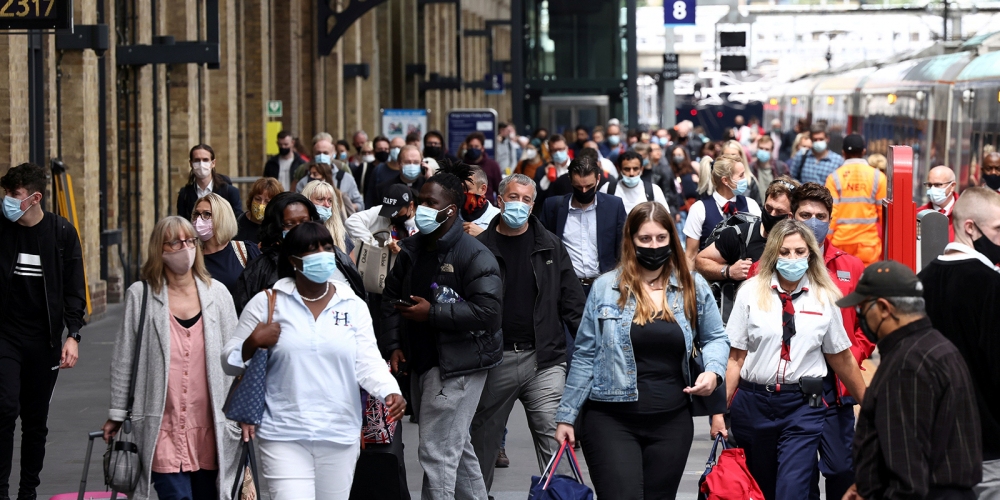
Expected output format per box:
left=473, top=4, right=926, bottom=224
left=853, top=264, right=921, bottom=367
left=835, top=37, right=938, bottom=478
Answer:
left=984, top=152, right=1000, bottom=192
left=919, top=165, right=958, bottom=241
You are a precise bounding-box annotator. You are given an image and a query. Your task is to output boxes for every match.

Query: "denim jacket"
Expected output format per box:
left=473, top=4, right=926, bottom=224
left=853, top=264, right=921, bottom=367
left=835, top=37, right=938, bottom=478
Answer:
left=555, top=269, right=729, bottom=424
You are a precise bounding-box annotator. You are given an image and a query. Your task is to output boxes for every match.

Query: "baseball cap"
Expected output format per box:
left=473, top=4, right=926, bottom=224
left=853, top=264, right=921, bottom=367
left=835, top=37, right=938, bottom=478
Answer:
left=835, top=260, right=923, bottom=308
left=842, top=134, right=866, bottom=154
left=378, top=184, right=414, bottom=218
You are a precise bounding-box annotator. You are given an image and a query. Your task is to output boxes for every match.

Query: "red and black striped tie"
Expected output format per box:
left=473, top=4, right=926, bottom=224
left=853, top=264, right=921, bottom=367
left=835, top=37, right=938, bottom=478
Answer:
left=775, top=286, right=807, bottom=361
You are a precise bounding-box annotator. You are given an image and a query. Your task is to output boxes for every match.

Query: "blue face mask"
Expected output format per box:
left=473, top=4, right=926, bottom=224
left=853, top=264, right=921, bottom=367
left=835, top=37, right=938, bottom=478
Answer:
left=731, top=178, right=748, bottom=196
left=659, top=137, right=670, bottom=146
left=282, top=229, right=290, bottom=239
left=607, top=135, right=620, bottom=146
left=295, top=251, right=339, bottom=284
left=927, top=185, right=951, bottom=206
left=776, top=256, right=809, bottom=282
left=316, top=205, right=333, bottom=222
left=3, top=194, right=34, bottom=223
left=338, top=152, right=348, bottom=161
left=800, top=217, right=830, bottom=245
left=552, top=150, right=568, bottom=164
left=500, top=200, right=531, bottom=229
left=812, top=141, right=828, bottom=154
left=621, top=175, right=641, bottom=188
left=390, top=147, right=402, bottom=162
left=642, top=158, right=650, bottom=167
left=315, top=153, right=332, bottom=165
left=756, top=150, right=771, bottom=163
left=401, top=164, right=422, bottom=181
left=415, top=204, right=452, bottom=234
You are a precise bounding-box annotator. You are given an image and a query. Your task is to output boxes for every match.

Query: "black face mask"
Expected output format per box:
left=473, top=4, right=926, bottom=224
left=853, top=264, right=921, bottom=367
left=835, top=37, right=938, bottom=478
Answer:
left=278, top=147, right=291, bottom=156
left=857, top=301, right=897, bottom=345
left=760, top=210, right=788, bottom=233
left=985, top=174, right=1000, bottom=191
left=424, top=146, right=442, bottom=158
left=635, top=245, right=672, bottom=271
left=973, top=223, right=1000, bottom=265
left=572, top=185, right=597, bottom=205
left=464, top=148, right=482, bottom=162
left=374, top=151, right=390, bottom=163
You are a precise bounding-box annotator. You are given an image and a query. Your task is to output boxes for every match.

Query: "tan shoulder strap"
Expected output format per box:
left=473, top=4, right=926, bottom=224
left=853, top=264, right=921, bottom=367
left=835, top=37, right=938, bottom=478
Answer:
left=232, top=241, right=248, bottom=268
left=265, top=289, right=276, bottom=324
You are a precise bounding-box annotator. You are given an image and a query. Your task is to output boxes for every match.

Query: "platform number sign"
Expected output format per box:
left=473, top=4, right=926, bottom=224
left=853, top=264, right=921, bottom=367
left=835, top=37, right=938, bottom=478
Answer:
left=0, top=0, right=72, bottom=30
left=664, top=0, right=695, bottom=26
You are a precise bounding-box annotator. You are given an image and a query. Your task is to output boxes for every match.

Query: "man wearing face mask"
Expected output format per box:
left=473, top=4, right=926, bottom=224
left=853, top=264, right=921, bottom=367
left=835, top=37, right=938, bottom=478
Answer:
left=532, top=134, right=574, bottom=215
left=471, top=173, right=585, bottom=493
left=348, top=129, right=369, bottom=165
left=825, top=134, right=886, bottom=266
left=600, top=150, right=670, bottom=214
left=918, top=165, right=958, bottom=242
left=264, top=130, right=306, bottom=191
left=345, top=184, right=418, bottom=256
left=460, top=166, right=501, bottom=237
left=837, top=261, right=982, bottom=500
left=605, top=122, right=626, bottom=164
left=750, top=135, right=790, bottom=190
left=461, top=132, right=502, bottom=204
left=790, top=124, right=844, bottom=185
left=494, top=122, right=520, bottom=175
left=294, top=134, right=364, bottom=211
left=375, top=145, right=426, bottom=208
left=981, top=152, right=1000, bottom=193
left=0, top=163, right=87, bottom=500
left=919, top=187, right=1000, bottom=498
left=362, top=136, right=393, bottom=209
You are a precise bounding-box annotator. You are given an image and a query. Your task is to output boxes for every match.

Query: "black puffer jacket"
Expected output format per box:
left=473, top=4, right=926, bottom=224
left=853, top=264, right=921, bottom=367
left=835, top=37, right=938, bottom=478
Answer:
left=233, top=245, right=364, bottom=316
left=379, top=220, right=503, bottom=379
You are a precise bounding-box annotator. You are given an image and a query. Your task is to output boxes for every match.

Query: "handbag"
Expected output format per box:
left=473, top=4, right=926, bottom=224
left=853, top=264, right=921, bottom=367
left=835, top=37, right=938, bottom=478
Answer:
left=356, top=230, right=397, bottom=294
left=103, top=281, right=148, bottom=495
left=698, top=434, right=764, bottom=500
left=224, top=289, right=276, bottom=425
left=528, top=441, right=593, bottom=500
left=360, top=366, right=397, bottom=445
left=689, top=296, right=729, bottom=417
left=231, top=437, right=260, bottom=500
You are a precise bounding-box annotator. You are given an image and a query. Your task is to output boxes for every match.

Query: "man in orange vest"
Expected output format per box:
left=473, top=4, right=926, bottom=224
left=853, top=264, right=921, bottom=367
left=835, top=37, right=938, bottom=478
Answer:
left=825, top=134, right=887, bottom=265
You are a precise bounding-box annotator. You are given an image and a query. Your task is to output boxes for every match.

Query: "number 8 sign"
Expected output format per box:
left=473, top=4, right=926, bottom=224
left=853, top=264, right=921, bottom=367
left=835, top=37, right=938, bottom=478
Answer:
left=664, top=0, right=695, bottom=25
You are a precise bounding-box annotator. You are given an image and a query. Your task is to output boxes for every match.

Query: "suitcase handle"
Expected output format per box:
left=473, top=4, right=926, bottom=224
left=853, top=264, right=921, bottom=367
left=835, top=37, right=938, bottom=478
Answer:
left=79, top=431, right=105, bottom=500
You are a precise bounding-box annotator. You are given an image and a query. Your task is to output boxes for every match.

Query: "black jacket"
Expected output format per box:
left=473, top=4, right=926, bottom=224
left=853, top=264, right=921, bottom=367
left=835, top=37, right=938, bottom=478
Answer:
left=263, top=154, right=306, bottom=191
left=652, top=158, right=685, bottom=213
left=233, top=244, right=364, bottom=316
left=379, top=220, right=503, bottom=379
left=0, top=212, right=87, bottom=346
left=476, top=215, right=585, bottom=370
left=538, top=192, right=627, bottom=275
left=176, top=175, right=244, bottom=219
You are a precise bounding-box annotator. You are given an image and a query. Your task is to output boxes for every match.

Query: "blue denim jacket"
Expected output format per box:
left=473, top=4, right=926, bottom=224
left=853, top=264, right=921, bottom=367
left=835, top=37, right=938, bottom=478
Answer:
left=555, top=269, right=730, bottom=424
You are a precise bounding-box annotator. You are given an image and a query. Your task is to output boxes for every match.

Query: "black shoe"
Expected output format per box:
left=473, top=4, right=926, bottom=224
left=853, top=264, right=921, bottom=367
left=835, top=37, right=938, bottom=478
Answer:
left=495, top=447, right=510, bottom=468
left=16, top=490, right=36, bottom=500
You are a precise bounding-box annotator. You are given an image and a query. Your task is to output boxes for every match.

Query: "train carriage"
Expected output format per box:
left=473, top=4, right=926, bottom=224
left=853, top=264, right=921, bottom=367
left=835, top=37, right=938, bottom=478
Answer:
left=952, top=50, right=1000, bottom=191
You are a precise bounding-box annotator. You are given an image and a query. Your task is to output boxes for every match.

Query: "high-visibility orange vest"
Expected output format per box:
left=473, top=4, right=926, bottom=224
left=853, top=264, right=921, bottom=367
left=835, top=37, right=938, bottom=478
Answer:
left=825, top=161, right=887, bottom=264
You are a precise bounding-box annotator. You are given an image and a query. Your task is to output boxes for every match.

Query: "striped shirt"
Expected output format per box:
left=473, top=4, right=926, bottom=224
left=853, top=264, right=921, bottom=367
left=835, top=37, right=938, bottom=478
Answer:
left=789, top=149, right=844, bottom=185
left=853, top=317, right=982, bottom=499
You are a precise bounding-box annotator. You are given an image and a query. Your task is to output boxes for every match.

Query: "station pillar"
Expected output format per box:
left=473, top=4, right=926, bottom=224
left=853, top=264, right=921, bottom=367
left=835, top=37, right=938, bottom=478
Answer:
left=884, top=146, right=918, bottom=271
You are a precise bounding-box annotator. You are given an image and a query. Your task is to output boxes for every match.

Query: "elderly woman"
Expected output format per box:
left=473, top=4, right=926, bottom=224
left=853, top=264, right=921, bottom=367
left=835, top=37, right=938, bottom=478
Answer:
left=301, top=179, right=353, bottom=254
left=192, top=193, right=261, bottom=295
left=102, top=216, right=240, bottom=500
left=235, top=177, right=282, bottom=245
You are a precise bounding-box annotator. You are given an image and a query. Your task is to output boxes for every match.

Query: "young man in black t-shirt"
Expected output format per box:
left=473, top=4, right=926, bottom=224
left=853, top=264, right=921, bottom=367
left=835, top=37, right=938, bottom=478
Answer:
left=0, top=163, right=87, bottom=500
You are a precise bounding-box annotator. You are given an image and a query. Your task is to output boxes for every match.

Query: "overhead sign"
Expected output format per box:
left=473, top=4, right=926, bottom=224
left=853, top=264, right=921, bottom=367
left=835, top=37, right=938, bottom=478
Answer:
left=447, top=109, right=498, bottom=161
left=0, top=0, right=72, bottom=30
left=663, top=0, right=695, bottom=26
left=662, top=53, right=680, bottom=80
left=266, top=100, right=283, bottom=118
left=381, top=109, right=428, bottom=144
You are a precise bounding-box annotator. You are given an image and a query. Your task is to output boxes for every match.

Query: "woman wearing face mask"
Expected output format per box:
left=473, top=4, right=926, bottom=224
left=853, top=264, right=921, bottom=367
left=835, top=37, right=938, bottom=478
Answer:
left=599, top=150, right=671, bottom=214
left=235, top=177, right=282, bottom=245
left=722, top=140, right=762, bottom=206
left=233, top=192, right=364, bottom=316
left=724, top=219, right=867, bottom=500
left=669, top=146, right=700, bottom=229
left=301, top=180, right=352, bottom=254
left=224, top=222, right=404, bottom=500
left=177, top=144, right=243, bottom=220
left=682, top=155, right=762, bottom=268
left=192, top=193, right=262, bottom=296
left=294, top=162, right=357, bottom=218
left=514, top=145, right=544, bottom=180
left=103, top=216, right=241, bottom=500
left=553, top=202, right=728, bottom=500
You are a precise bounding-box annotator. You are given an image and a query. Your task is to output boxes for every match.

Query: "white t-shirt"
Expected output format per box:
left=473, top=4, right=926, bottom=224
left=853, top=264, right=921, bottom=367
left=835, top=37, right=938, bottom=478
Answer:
left=599, top=178, right=670, bottom=214
left=726, top=274, right=852, bottom=385
left=682, top=191, right=762, bottom=242
left=278, top=156, right=294, bottom=191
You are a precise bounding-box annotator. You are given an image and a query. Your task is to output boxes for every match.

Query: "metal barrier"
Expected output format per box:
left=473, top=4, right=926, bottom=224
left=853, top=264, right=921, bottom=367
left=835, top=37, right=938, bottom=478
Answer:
left=917, top=210, right=950, bottom=270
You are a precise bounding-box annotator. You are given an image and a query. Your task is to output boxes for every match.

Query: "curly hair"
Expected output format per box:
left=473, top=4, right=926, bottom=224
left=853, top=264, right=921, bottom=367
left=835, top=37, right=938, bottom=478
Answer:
left=425, top=172, right=467, bottom=207
left=0, top=162, right=47, bottom=195
left=436, top=157, right=473, bottom=185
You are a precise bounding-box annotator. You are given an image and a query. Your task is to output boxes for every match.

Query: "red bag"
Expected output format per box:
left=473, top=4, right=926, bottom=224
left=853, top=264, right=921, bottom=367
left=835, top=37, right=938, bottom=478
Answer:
left=698, top=435, right=764, bottom=500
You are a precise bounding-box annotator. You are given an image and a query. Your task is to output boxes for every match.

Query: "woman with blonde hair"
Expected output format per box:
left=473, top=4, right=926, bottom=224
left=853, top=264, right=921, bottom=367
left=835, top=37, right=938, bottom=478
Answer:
left=554, top=202, right=728, bottom=499
left=102, top=216, right=240, bottom=500
left=295, top=162, right=357, bottom=218
left=791, top=132, right=813, bottom=157
left=683, top=154, right=762, bottom=266
left=301, top=180, right=352, bottom=254
left=192, top=193, right=261, bottom=295
left=722, top=139, right=762, bottom=205
left=724, top=219, right=866, bottom=500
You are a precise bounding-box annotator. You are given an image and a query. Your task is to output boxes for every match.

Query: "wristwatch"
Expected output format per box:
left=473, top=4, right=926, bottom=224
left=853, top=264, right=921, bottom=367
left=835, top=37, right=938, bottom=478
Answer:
left=722, top=265, right=730, bottom=279
left=68, top=332, right=82, bottom=343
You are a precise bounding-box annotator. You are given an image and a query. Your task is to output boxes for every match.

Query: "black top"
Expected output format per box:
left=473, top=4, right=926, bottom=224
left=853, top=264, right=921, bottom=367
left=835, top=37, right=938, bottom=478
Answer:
left=919, top=258, right=1000, bottom=459
left=715, top=222, right=766, bottom=264
left=853, top=318, right=982, bottom=499
left=204, top=242, right=262, bottom=297
left=408, top=249, right=441, bottom=375
left=234, top=213, right=261, bottom=245
left=494, top=224, right=538, bottom=344
left=2, top=222, right=50, bottom=342
left=681, top=173, right=699, bottom=200
left=591, top=318, right=688, bottom=414
left=174, top=311, right=203, bottom=329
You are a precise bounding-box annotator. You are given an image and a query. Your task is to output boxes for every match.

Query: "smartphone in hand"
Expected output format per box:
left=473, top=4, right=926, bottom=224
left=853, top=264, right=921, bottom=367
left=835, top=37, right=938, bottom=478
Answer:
left=391, top=298, right=417, bottom=308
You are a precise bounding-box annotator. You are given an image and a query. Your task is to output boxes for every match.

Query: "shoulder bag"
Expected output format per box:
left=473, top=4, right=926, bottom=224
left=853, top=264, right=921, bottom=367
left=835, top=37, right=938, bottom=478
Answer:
left=231, top=437, right=260, bottom=500
left=103, top=281, right=148, bottom=494
left=223, top=289, right=276, bottom=425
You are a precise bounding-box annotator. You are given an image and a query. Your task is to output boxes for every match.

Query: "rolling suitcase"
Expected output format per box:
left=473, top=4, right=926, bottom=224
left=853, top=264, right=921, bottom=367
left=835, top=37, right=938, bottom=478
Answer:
left=47, top=431, right=118, bottom=500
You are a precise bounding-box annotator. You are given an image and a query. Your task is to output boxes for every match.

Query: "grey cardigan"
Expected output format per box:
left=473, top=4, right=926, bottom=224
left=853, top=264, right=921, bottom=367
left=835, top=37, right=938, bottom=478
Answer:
left=108, top=278, right=241, bottom=500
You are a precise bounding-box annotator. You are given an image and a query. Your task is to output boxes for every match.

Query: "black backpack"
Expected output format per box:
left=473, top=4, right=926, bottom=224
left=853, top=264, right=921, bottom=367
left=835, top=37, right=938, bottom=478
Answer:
left=607, top=177, right=655, bottom=201
left=706, top=218, right=760, bottom=325
left=703, top=212, right=760, bottom=252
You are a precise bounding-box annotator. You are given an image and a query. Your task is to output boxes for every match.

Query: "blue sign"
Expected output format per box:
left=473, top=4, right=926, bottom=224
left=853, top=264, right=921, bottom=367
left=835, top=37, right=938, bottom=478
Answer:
left=663, top=0, right=695, bottom=25
left=446, top=109, right=498, bottom=161
left=485, top=73, right=504, bottom=95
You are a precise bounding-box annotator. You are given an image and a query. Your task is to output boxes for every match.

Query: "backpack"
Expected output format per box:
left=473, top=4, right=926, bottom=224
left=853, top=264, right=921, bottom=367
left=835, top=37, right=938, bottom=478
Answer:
left=706, top=219, right=760, bottom=325
left=703, top=214, right=760, bottom=254
left=335, top=168, right=346, bottom=189
left=607, top=177, right=654, bottom=201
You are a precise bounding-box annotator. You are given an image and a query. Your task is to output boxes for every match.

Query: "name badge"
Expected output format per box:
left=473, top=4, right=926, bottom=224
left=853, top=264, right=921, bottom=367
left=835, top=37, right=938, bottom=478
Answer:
left=837, top=270, right=851, bottom=282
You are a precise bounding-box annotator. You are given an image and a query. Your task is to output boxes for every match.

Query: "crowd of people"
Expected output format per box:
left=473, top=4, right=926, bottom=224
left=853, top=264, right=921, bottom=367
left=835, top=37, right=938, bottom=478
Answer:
left=0, top=113, right=998, bottom=500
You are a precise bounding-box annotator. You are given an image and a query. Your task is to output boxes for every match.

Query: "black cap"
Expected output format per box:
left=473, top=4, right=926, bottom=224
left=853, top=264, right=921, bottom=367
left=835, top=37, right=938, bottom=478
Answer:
left=843, top=134, right=866, bottom=154
left=378, top=184, right=413, bottom=218
left=835, top=260, right=923, bottom=308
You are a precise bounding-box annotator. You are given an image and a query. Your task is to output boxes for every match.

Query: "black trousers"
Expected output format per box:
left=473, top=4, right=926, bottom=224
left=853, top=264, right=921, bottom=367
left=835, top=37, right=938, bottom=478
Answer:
left=579, top=403, right=693, bottom=500
left=0, top=336, right=61, bottom=499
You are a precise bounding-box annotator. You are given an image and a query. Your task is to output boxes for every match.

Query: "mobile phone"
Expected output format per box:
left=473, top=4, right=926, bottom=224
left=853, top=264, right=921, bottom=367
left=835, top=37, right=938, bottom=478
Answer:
left=391, top=298, right=417, bottom=307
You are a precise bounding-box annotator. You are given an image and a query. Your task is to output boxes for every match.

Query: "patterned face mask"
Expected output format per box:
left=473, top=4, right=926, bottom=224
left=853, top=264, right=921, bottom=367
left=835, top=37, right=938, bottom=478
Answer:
left=251, top=202, right=267, bottom=222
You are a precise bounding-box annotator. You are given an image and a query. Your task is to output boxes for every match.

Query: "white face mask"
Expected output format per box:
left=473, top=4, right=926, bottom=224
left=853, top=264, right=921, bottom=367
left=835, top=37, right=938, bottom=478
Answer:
left=522, top=148, right=537, bottom=161
left=363, top=154, right=376, bottom=163
left=192, top=160, right=212, bottom=180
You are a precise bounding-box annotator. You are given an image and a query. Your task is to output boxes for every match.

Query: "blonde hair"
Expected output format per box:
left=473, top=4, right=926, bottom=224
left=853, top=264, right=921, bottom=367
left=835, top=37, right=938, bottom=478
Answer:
left=752, top=219, right=841, bottom=312
left=193, top=193, right=238, bottom=246
left=722, top=140, right=757, bottom=185
left=301, top=180, right=349, bottom=252
left=791, top=132, right=810, bottom=153
left=867, top=153, right=887, bottom=173
left=697, top=154, right=743, bottom=195
left=141, top=216, right=212, bottom=295
left=952, top=187, right=1000, bottom=240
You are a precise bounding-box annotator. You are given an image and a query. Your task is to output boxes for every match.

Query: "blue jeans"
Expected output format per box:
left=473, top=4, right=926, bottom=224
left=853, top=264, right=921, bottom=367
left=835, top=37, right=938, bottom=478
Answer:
left=151, top=469, right=218, bottom=500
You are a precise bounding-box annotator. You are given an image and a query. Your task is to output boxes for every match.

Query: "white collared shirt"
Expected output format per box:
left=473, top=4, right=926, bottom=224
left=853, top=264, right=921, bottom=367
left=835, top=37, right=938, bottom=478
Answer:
left=939, top=242, right=1000, bottom=272
left=682, top=191, right=762, bottom=241
left=195, top=180, right=214, bottom=200
left=726, top=274, right=852, bottom=385
left=472, top=202, right=501, bottom=230
left=223, top=277, right=399, bottom=444
left=564, top=196, right=600, bottom=279
left=931, top=194, right=956, bottom=215
left=598, top=178, right=671, bottom=214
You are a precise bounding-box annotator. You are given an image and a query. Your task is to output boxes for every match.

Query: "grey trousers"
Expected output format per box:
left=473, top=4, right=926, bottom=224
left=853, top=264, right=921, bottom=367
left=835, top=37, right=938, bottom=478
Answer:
left=469, top=350, right=567, bottom=491
left=412, top=366, right=489, bottom=500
